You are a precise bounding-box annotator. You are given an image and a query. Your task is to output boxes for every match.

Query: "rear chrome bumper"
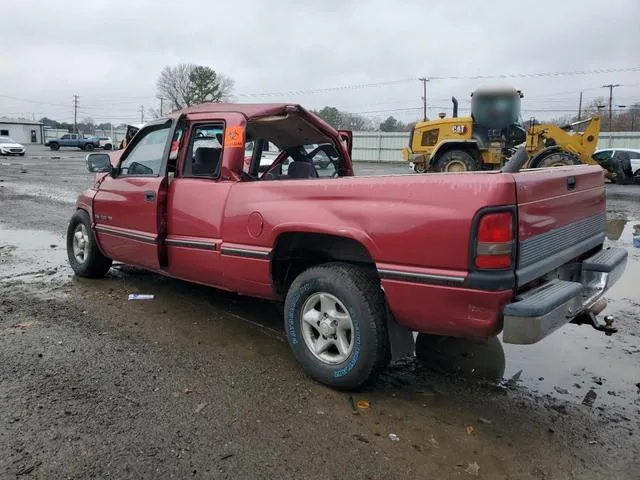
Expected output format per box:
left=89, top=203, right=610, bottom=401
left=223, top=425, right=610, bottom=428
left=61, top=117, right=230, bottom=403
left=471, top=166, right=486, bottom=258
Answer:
left=502, top=247, right=628, bottom=344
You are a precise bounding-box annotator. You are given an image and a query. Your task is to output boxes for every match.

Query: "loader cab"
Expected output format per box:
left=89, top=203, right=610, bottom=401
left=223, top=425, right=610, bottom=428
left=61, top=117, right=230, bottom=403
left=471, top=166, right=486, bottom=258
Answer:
left=470, top=87, right=526, bottom=149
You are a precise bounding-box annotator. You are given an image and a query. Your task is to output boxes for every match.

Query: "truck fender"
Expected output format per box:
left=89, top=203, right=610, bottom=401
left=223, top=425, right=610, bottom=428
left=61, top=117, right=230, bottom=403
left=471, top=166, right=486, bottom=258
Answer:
left=270, top=223, right=380, bottom=260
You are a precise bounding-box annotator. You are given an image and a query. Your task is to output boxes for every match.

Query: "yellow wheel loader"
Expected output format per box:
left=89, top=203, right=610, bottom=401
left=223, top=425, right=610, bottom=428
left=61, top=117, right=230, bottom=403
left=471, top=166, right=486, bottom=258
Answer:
left=402, top=86, right=603, bottom=175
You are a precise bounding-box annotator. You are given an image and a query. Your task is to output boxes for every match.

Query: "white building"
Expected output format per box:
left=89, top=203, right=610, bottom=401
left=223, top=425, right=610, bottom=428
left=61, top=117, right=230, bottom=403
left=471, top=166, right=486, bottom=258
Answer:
left=0, top=118, right=44, bottom=144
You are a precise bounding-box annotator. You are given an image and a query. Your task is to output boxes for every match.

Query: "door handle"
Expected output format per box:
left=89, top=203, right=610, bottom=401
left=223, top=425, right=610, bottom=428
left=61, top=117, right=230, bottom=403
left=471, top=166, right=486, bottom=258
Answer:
left=145, top=191, right=156, bottom=202
left=567, top=176, right=576, bottom=190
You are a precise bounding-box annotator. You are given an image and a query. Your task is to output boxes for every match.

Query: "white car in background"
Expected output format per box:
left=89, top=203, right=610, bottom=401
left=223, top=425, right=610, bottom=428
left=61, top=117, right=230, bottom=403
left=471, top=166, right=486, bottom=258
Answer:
left=97, top=136, right=114, bottom=150
left=593, top=148, right=640, bottom=177
left=0, top=136, right=26, bottom=156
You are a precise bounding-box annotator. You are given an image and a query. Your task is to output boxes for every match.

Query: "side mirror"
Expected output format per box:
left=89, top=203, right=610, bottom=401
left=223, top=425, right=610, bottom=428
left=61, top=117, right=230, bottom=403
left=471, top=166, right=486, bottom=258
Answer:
left=86, top=153, right=112, bottom=173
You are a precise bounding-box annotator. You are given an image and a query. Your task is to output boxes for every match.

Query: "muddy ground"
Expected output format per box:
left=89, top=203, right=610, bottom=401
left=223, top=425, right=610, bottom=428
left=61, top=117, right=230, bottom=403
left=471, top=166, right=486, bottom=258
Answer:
left=0, top=147, right=638, bottom=479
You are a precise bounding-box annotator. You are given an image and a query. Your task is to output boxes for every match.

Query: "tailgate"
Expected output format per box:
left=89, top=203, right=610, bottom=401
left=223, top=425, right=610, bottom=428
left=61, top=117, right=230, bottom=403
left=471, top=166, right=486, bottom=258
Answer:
left=513, top=165, right=606, bottom=287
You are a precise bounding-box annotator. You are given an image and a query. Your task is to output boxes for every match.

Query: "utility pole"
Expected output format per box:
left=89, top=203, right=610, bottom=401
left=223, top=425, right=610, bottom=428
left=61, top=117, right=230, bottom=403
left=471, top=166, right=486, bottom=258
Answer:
left=159, top=97, right=164, bottom=117
left=601, top=84, right=620, bottom=132
left=418, top=77, right=429, bottom=121
left=577, top=91, right=583, bottom=121
left=73, top=94, right=79, bottom=133
left=140, top=105, right=144, bottom=124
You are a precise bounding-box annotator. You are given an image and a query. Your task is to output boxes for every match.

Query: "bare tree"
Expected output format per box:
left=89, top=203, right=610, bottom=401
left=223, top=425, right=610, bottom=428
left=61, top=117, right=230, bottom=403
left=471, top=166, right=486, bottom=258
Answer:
left=156, top=63, right=235, bottom=109
left=217, top=74, right=235, bottom=101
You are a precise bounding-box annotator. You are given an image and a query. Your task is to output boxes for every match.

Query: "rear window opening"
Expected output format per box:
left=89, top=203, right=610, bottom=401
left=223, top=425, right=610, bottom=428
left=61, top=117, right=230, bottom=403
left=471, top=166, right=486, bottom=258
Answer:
left=244, top=112, right=344, bottom=180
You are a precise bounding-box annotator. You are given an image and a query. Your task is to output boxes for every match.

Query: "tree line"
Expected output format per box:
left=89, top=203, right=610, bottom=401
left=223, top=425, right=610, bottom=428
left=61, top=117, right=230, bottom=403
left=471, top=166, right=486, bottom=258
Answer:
left=45, top=63, right=640, bottom=135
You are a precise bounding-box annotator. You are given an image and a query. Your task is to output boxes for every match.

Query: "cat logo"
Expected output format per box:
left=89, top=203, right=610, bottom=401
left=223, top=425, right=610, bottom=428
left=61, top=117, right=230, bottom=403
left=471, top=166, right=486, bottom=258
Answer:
left=452, top=125, right=466, bottom=134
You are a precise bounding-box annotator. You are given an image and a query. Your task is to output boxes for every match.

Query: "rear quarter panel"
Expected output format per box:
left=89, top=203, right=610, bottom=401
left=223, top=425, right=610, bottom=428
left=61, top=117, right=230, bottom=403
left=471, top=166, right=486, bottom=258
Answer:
left=222, top=172, right=517, bottom=277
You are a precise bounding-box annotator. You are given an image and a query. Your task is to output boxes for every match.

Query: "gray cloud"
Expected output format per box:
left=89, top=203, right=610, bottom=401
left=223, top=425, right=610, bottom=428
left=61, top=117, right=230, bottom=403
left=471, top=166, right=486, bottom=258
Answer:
left=1, top=0, right=638, bottom=124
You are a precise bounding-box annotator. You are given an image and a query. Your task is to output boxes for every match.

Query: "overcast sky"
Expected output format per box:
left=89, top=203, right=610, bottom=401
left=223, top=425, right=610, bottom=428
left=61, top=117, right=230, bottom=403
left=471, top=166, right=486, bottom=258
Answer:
left=1, top=0, right=639, bottom=126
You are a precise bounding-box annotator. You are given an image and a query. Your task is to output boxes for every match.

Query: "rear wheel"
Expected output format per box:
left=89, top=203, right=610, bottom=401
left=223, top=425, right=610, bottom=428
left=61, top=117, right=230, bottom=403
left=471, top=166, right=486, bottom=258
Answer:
left=49, top=143, right=59, bottom=151
left=533, top=151, right=581, bottom=168
left=104, top=143, right=112, bottom=151
left=84, top=143, right=95, bottom=151
left=66, top=209, right=112, bottom=278
left=434, top=150, right=480, bottom=172
left=284, top=263, right=390, bottom=390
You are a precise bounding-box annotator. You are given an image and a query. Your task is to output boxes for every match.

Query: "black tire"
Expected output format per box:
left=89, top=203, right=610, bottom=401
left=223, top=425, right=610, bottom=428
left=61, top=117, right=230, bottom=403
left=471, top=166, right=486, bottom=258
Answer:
left=284, top=263, right=391, bottom=390
left=534, top=151, right=580, bottom=168
left=66, top=209, right=112, bottom=278
left=104, top=143, right=112, bottom=151
left=434, top=149, right=480, bottom=172
left=84, top=143, right=95, bottom=151
left=19, top=152, right=25, bottom=156
left=49, top=143, right=60, bottom=151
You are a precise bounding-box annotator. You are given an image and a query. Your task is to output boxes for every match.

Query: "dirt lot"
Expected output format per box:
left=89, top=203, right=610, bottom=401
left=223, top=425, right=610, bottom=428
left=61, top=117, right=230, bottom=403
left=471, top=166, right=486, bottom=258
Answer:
left=1, top=146, right=639, bottom=479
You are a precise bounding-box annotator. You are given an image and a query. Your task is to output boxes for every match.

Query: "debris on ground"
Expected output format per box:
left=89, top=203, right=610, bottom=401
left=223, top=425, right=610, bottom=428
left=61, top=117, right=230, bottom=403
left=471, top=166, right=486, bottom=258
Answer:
left=388, top=433, right=400, bottom=442
left=478, top=417, right=492, bottom=425
left=220, top=454, right=234, bottom=460
left=463, top=462, right=480, bottom=476
left=550, top=404, right=569, bottom=415
left=356, top=400, right=370, bottom=410
left=592, top=376, right=604, bottom=386
left=49, top=244, right=57, bottom=248
left=128, top=293, right=155, bottom=300
left=195, top=402, right=207, bottom=413
left=465, top=426, right=475, bottom=435
left=348, top=395, right=360, bottom=415
left=554, top=387, right=569, bottom=395
left=13, top=321, right=36, bottom=329
left=16, top=462, right=41, bottom=476
left=505, top=369, right=522, bottom=388
left=353, top=434, right=370, bottom=443
left=184, top=388, right=193, bottom=394
left=582, top=390, right=598, bottom=407
left=428, top=436, right=440, bottom=449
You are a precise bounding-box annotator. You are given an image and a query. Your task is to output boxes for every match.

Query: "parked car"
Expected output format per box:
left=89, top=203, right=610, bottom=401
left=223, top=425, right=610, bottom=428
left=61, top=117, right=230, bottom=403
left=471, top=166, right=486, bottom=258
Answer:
left=96, top=136, right=114, bottom=150
left=67, top=102, right=627, bottom=390
left=0, top=136, right=25, bottom=156
left=45, top=133, right=101, bottom=151
left=593, top=148, right=640, bottom=180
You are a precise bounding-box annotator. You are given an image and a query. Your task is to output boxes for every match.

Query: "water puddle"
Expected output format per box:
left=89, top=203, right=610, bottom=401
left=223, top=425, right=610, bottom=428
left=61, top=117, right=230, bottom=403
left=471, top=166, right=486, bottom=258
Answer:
left=0, top=223, right=69, bottom=285
left=501, top=214, right=639, bottom=416
left=0, top=181, right=79, bottom=204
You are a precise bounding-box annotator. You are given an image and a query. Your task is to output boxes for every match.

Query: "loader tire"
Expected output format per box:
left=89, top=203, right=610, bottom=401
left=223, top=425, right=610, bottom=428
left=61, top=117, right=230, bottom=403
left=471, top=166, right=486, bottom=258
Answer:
left=434, top=150, right=480, bottom=172
left=534, top=151, right=581, bottom=168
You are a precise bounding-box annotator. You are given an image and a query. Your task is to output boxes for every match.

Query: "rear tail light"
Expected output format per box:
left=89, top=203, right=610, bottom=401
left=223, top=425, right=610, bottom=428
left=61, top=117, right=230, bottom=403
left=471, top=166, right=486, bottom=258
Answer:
left=474, top=212, right=514, bottom=269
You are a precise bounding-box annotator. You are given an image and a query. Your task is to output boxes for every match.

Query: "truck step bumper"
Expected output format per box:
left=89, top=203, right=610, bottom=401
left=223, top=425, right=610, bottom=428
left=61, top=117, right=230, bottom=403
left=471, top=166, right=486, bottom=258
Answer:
left=502, top=247, right=628, bottom=345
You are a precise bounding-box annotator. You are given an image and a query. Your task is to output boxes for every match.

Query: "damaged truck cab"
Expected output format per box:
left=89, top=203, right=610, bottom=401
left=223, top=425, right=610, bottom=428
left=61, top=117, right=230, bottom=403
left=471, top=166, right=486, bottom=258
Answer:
left=68, top=102, right=628, bottom=390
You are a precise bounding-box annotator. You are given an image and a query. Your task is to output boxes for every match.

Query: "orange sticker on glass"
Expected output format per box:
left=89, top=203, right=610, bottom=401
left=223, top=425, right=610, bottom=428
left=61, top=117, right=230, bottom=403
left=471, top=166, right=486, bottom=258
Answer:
left=224, top=125, right=244, bottom=148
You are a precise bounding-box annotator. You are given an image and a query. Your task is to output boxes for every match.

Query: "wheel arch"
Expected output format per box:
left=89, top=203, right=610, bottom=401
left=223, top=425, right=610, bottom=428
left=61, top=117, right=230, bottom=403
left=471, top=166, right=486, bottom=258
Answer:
left=270, top=229, right=378, bottom=297
left=430, top=140, right=481, bottom=166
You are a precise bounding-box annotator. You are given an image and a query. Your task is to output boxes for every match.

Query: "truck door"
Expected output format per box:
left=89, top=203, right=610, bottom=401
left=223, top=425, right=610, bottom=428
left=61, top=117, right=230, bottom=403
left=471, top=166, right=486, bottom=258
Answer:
left=92, top=119, right=175, bottom=270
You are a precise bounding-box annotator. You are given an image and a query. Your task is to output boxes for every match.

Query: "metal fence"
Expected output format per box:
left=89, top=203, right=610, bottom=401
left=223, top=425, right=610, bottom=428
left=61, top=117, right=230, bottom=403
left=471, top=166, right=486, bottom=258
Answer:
left=351, top=131, right=640, bottom=163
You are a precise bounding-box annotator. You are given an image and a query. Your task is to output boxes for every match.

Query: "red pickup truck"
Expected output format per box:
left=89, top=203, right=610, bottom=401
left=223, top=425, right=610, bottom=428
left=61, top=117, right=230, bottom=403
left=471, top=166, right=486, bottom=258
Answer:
left=67, top=103, right=628, bottom=390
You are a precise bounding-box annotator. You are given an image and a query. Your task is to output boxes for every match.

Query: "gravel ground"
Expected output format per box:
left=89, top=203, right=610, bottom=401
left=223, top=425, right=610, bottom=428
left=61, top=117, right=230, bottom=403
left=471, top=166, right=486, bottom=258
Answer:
left=0, top=146, right=639, bottom=479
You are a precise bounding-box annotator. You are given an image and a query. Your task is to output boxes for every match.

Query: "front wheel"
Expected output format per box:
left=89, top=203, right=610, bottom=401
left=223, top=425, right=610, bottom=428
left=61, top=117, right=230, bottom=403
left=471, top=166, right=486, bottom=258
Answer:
left=103, top=144, right=112, bottom=151
left=434, top=150, right=480, bottom=172
left=49, top=143, right=60, bottom=151
left=284, top=263, right=391, bottom=390
left=66, top=210, right=112, bottom=278
left=84, top=143, right=95, bottom=151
